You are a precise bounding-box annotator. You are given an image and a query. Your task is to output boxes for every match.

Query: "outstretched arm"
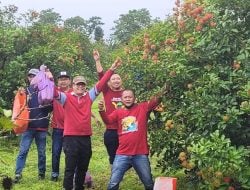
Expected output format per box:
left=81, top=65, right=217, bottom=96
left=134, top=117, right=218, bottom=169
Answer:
left=148, top=84, right=169, bottom=110
left=88, top=57, right=122, bottom=101
left=95, top=57, right=122, bottom=92
left=54, top=87, right=67, bottom=106
left=93, top=49, right=104, bottom=74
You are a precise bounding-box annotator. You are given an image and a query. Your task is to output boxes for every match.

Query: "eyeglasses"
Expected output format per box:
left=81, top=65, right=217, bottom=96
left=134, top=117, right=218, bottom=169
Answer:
left=74, top=82, right=86, bottom=86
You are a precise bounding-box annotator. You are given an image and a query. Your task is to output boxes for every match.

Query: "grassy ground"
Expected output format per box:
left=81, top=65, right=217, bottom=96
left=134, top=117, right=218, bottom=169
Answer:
left=0, top=97, right=167, bottom=190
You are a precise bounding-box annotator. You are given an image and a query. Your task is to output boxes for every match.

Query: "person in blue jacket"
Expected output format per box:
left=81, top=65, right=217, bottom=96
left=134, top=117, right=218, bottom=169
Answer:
left=14, top=68, right=52, bottom=183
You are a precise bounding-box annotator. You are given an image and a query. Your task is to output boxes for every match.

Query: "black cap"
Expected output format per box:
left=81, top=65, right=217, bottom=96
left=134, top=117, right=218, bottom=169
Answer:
left=57, top=71, right=70, bottom=78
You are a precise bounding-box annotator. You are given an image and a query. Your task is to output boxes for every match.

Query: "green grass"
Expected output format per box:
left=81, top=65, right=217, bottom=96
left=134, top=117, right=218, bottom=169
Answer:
left=0, top=96, right=167, bottom=190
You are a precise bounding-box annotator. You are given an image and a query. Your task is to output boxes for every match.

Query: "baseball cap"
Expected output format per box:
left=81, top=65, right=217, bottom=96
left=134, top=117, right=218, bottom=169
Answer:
left=57, top=71, right=70, bottom=79
left=73, top=76, right=87, bottom=85
left=28, top=68, right=39, bottom=76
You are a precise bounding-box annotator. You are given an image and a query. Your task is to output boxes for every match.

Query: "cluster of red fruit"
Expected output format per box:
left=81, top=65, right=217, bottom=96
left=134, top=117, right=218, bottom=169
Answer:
left=154, top=102, right=164, bottom=112
left=164, top=38, right=176, bottom=46
left=57, top=55, right=75, bottom=65
left=197, top=168, right=223, bottom=188
left=178, top=151, right=195, bottom=169
left=52, top=26, right=64, bottom=33
left=198, top=168, right=236, bottom=189
left=142, top=33, right=159, bottom=63
left=232, top=60, right=241, bottom=70
left=165, top=119, right=174, bottom=131
left=164, top=38, right=176, bottom=52
left=173, top=0, right=216, bottom=32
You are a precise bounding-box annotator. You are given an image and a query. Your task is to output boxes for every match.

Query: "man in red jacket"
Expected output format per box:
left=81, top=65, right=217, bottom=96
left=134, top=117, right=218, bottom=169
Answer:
left=93, top=50, right=123, bottom=166
left=54, top=59, right=121, bottom=190
left=50, top=71, right=71, bottom=182
left=98, top=88, right=166, bottom=190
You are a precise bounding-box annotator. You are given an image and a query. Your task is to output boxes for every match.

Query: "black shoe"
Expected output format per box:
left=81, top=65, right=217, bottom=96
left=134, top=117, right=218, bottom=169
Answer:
left=50, top=176, right=58, bottom=182
left=2, top=176, right=13, bottom=189
left=38, top=173, right=45, bottom=180
left=13, top=174, right=22, bottom=183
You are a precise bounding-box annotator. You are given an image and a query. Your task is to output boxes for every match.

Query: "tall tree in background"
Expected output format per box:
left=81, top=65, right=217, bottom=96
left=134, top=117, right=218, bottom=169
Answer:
left=0, top=3, right=19, bottom=26
left=21, top=10, right=39, bottom=26
left=111, top=8, right=152, bottom=44
left=86, top=16, right=104, bottom=36
left=37, top=8, right=62, bottom=25
left=0, top=4, right=95, bottom=108
left=94, top=26, right=104, bottom=41
left=64, top=16, right=87, bottom=33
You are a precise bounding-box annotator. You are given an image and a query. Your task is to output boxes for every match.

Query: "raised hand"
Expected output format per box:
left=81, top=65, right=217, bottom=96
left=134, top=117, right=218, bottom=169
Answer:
left=110, top=57, right=122, bottom=71
left=153, top=83, right=170, bottom=99
left=45, top=68, right=54, bottom=80
left=98, top=100, right=105, bottom=111
left=93, top=49, right=100, bottom=62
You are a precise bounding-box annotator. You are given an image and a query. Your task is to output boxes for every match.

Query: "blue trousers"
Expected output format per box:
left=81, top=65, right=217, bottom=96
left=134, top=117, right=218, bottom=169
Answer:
left=15, top=129, right=47, bottom=175
left=51, top=128, right=64, bottom=177
left=107, top=155, right=154, bottom=190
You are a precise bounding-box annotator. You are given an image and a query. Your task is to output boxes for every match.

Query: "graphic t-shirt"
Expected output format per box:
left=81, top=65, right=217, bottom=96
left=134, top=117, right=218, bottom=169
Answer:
left=100, top=98, right=159, bottom=155
left=121, top=116, right=138, bottom=133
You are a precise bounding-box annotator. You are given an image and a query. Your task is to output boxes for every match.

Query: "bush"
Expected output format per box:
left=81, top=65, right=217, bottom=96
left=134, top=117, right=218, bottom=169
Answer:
left=113, top=0, right=250, bottom=187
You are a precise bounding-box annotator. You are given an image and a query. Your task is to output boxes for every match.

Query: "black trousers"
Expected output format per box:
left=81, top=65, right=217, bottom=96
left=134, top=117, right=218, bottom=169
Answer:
left=63, top=136, right=92, bottom=190
left=104, top=129, right=119, bottom=164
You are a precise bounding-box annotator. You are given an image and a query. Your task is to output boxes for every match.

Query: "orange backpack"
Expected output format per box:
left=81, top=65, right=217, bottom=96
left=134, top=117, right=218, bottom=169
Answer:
left=12, top=90, right=30, bottom=134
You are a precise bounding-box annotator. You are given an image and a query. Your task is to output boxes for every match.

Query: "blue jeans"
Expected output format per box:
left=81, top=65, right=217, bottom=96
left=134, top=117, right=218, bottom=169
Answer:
left=15, top=129, right=47, bottom=175
left=51, top=128, right=64, bottom=177
left=108, top=155, right=154, bottom=190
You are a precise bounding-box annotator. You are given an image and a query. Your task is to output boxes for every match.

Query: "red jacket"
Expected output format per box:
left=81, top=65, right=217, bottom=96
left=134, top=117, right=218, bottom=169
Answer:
left=55, top=69, right=114, bottom=136
left=99, top=71, right=123, bottom=129
left=51, top=88, right=72, bottom=130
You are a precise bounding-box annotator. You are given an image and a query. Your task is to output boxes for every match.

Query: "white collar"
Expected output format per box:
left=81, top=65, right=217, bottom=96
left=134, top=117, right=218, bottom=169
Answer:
left=71, top=91, right=87, bottom=97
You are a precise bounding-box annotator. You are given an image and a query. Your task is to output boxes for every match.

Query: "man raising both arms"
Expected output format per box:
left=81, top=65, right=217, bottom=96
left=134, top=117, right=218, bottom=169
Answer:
left=93, top=50, right=124, bottom=166
left=53, top=58, right=122, bottom=190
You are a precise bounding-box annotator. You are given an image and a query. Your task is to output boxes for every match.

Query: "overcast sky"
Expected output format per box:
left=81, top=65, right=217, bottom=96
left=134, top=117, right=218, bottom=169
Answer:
left=1, top=0, right=175, bottom=38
